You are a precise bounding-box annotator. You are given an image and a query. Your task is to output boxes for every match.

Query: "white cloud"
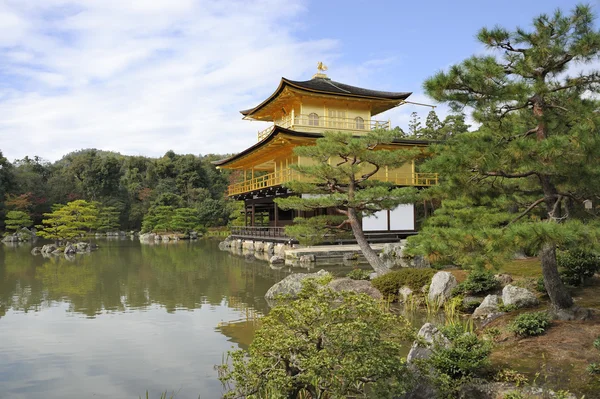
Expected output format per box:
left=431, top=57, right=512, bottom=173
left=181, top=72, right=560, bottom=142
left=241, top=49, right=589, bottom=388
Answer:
left=0, top=0, right=337, bottom=161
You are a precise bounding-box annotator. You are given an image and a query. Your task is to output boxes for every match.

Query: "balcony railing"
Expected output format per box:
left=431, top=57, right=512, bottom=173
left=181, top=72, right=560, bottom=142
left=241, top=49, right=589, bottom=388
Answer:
left=227, top=167, right=438, bottom=196
left=257, top=113, right=391, bottom=141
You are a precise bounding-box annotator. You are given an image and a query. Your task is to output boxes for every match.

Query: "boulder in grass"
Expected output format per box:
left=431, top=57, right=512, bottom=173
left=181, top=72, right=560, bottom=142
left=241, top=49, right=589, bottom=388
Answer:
left=407, top=323, right=450, bottom=363
left=428, top=271, right=458, bottom=304
left=472, top=295, right=500, bottom=318
left=265, top=270, right=331, bottom=301
left=502, top=285, right=539, bottom=308
left=328, top=278, right=382, bottom=300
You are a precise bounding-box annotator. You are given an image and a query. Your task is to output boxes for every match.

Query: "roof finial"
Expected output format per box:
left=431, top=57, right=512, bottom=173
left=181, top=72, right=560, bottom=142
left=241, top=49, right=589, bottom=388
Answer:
left=313, top=61, right=329, bottom=79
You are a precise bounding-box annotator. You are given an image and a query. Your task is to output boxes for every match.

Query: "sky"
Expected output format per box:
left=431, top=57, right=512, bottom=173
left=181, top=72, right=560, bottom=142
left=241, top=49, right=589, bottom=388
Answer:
left=0, top=0, right=595, bottom=162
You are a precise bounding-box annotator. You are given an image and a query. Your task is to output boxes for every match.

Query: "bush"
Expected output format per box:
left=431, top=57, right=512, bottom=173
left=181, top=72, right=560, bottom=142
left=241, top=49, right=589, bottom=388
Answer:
left=346, top=268, right=371, bottom=280
left=218, top=279, right=414, bottom=398
left=426, top=323, right=492, bottom=380
left=510, top=312, right=550, bottom=337
left=371, top=268, right=436, bottom=300
left=557, top=248, right=600, bottom=286
left=452, top=270, right=498, bottom=296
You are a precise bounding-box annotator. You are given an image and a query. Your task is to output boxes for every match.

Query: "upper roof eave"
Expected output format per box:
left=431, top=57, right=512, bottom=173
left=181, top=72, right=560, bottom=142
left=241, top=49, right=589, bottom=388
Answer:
left=212, top=126, right=431, bottom=168
left=240, top=77, right=412, bottom=118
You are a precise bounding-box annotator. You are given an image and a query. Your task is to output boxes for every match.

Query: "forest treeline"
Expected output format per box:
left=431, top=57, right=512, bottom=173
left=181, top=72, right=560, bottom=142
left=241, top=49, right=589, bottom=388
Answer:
left=0, top=149, right=234, bottom=232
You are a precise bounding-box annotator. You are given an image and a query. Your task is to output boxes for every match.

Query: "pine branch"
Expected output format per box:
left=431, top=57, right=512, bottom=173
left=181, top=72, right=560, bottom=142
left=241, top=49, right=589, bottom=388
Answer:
left=508, top=197, right=545, bottom=225
left=481, top=170, right=539, bottom=178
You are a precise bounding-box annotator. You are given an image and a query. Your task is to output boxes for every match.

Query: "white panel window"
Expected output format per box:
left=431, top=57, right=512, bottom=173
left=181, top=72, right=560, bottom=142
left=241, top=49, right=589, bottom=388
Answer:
left=362, top=210, right=388, bottom=231
left=390, top=204, right=415, bottom=230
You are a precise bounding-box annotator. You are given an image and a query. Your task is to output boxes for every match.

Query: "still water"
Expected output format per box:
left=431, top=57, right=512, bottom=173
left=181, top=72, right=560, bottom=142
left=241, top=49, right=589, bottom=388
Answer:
left=0, top=239, right=298, bottom=399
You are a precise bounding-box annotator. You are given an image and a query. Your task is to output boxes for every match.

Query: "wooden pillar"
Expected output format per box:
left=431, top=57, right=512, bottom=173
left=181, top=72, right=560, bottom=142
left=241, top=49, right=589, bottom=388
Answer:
left=244, top=201, right=248, bottom=227
left=274, top=201, right=279, bottom=227
left=251, top=204, right=255, bottom=227
left=387, top=209, right=391, bottom=231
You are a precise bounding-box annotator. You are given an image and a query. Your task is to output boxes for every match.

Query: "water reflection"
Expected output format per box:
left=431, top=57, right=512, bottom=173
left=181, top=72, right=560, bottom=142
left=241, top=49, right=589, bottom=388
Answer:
left=0, top=239, right=289, bottom=399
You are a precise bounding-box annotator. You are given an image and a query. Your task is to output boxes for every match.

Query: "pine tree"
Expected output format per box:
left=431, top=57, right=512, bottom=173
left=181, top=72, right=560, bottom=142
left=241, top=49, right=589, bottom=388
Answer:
left=4, top=210, right=32, bottom=232
left=37, top=200, right=99, bottom=242
left=95, top=205, right=121, bottom=233
left=275, top=131, right=419, bottom=275
left=408, top=5, right=600, bottom=317
left=171, top=207, right=201, bottom=233
left=408, top=112, right=422, bottom=137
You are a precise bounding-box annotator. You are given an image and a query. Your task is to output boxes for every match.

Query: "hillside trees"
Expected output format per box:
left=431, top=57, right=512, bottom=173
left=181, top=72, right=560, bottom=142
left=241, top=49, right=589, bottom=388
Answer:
left=0, top=150, right=232, bottom=233
left=407, top=5, right=600, bottom=317
left=275, top=131, right=419, bottom=275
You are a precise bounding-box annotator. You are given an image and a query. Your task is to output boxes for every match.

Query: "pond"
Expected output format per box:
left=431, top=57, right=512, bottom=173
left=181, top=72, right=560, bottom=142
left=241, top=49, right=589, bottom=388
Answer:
left=0, top=239, right=302, bottom=399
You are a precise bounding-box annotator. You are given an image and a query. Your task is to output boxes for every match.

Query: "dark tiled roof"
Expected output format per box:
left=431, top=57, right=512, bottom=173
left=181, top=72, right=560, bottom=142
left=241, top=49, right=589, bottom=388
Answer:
left=240, top=77, right=412, bottom=116
left=285, top=77, right=411, bottom=100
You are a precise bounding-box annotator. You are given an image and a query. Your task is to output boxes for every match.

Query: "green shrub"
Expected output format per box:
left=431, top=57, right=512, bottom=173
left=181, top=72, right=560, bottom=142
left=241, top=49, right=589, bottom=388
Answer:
left=426, top=323, right=492, bottom=380
left=452, top=270, right=498, bottom=296
left=557, top=248, right=600, bottom=286
left=346, top=268, right=371, bottom=280
left=588, top=362, right=600, bottom=375
left=510, top=312, right=550, bottom=337
left=498, top=303, right=518, bottom=313
left=535, top=276, right=547, bottom=294
left=371, top=268, right=436, bottom=300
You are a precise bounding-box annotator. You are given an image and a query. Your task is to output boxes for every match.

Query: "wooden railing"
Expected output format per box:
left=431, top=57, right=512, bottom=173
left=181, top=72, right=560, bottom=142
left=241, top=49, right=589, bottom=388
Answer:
left=228, top=168, right=298, bottom=196
left=230, top=226, right=289, bottom=238
left=257, top=113, right=390, bottom=141
left=227, top=167, right=438, bottom=196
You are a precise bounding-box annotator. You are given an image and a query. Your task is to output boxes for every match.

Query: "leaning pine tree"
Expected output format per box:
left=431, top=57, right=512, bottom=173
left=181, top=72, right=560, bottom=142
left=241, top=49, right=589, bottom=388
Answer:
left=407, top=4, right=600, bottom=318
left=275, top=131, right=419, bottom=275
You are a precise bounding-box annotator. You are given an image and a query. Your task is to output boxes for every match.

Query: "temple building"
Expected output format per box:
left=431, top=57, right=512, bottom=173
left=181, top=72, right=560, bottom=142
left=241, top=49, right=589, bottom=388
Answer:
left=214, top=66, right=437, bottom=243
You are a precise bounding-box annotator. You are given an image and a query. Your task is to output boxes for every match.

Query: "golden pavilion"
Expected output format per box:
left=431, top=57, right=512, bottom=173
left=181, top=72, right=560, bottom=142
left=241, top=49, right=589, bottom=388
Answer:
left=214, top=67, right=437, bottom=242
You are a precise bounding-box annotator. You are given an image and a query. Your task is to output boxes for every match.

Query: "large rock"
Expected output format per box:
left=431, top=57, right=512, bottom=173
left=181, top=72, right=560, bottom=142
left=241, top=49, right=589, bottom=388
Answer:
left=399, top=286, right=414, bottom=302
left=502, top=285, right=539, bottom=308
left=382, top=242, right=403, bottom=257
left=41, top=244, right=58, bottom=254
left=406, top=323, right=449, bottom=363
left=472, top=295, right=500, bottom=318
left=1, top=234, right=18, bottom=243
left=76, top=242, right=89, bottom=252
left=269, top=255, right=285, bottom=265
left=218, top=240, right=231, bottom=250
left=494, top=273, right=513, bottom=286
left=428, top=271, right=458, bottom=304
left=299, top=254, right=316, bottom=263
left=242, top=240, right=255, bottom=252
left=265, top=242, right=275, bottom=254
left=31, top=247, right=42, bottom=255
left=327, top=278, right=383, bottom=300
left=64, top=244, right=77, bottom=255
left=265, top=270, right=331, bottom=300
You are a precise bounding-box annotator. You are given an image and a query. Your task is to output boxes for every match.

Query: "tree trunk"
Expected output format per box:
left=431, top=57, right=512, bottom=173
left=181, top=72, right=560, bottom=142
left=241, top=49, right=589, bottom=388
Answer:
left=540, top=243, right=574, bottom=311
left=347, top=208, right=390, bottom=275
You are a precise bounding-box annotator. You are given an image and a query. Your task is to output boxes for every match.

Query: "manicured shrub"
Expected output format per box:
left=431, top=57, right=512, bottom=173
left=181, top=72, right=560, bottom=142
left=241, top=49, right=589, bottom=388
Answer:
left=427, top=323, right=492, bottom=380
left=346, top=268, right=371, bottom=281
left=557, top=249, right=600, bottom=286
left=452, top=270, right=498, bottom=296
left=371, top=268, right=436, bottom=300
left=510, top=312, right=550, bottom=337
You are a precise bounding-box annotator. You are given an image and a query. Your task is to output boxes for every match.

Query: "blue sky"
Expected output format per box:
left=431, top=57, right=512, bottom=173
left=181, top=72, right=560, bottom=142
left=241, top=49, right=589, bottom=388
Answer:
left=0, top=0, right=595, bottom=161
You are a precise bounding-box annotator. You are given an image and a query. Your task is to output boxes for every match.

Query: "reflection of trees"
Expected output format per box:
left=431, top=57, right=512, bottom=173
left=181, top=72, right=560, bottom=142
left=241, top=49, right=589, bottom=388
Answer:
left=0, top=240, right=283, bottom=319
